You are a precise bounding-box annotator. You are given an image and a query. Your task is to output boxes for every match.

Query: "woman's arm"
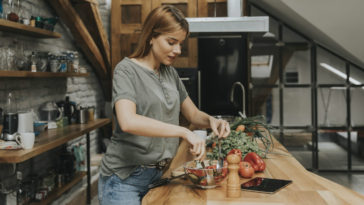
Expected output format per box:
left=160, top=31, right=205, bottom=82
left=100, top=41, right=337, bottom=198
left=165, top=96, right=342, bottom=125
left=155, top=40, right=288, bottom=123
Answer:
left=115, top=99, right=205, bottom=160
left=180, top=97, right=230, bottom=138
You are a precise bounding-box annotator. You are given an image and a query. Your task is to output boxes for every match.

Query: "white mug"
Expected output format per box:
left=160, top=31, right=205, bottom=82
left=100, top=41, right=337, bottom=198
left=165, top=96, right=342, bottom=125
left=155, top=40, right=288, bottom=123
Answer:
left=193, top=130, right=207, bottom=140
left=50, top=59, right=61, bottom=72
left=15, top=132, right=35, bottom=149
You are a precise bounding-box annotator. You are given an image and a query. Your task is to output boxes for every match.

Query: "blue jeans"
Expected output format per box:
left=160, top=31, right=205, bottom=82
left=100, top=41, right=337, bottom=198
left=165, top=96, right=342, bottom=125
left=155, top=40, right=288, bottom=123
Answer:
left=98, top=166, right=163, bottom=205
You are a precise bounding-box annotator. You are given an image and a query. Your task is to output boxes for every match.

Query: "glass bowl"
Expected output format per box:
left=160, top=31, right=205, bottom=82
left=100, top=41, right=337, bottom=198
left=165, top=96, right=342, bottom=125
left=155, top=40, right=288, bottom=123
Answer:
left=184, top=160, right=227, bottom=189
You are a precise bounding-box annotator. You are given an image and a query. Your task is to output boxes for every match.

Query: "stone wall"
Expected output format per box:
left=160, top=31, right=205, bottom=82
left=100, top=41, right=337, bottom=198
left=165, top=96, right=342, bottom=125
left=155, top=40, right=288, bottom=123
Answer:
left=0, top=0, right=111, bottom=204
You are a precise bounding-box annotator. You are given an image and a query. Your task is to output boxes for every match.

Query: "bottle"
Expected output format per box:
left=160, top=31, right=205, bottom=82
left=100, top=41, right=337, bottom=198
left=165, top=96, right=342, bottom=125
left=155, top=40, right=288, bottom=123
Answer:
left=66, top=51, right=74, bottom=72
left=30, top=16, right=35, bottom=27
left=3, top=92, right=18, bottom=139
left=30, top=51, right=37, bottom=72
left=5, top=92, right=17, bottom=114
left=73, top=52, right=79, bottom=73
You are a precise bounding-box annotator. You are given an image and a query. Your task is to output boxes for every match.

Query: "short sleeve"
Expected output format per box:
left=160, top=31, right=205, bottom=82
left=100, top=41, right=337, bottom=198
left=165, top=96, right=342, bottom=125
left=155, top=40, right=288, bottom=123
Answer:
left=112, top=67, right=137, bottom=110
left=171, top=67, right=188, bottom=103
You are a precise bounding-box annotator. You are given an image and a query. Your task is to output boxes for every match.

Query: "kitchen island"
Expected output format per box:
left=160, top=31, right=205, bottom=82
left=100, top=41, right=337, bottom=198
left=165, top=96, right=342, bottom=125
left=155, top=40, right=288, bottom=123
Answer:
left=142, top=138, right=364, bottom=205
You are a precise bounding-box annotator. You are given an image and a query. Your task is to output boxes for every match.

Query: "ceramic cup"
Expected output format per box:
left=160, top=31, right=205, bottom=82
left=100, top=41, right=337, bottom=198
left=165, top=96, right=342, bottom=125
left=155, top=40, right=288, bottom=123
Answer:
left=50, top=59, right=60, bottom=72
left=15, top=132, right=35, bottom=149
left=193, top=130, right=207, bottom=140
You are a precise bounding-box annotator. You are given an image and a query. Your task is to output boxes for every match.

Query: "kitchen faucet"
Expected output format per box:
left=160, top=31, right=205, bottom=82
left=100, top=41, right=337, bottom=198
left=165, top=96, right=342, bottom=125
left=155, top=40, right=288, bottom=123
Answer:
left=230, top=81, right=247, bottom=118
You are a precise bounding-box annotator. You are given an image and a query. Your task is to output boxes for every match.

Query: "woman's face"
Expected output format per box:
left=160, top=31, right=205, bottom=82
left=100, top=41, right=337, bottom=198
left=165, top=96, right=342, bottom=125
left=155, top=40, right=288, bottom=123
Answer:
left=150, top=29, right=187, bottom=66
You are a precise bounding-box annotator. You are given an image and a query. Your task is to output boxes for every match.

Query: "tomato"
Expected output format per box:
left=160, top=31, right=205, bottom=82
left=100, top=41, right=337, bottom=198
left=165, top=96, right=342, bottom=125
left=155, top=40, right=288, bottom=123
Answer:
left=238, top=161, right=254, bottom=178
left=236, top=125, right=245, bottom=132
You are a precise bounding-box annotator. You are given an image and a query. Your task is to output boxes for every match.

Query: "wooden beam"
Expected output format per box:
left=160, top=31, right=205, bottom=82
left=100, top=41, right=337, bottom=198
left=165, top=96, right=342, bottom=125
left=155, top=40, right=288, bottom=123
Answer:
left=111, top=0, right=122, bottom=73
left=72, top=0, right=111, bottom=73
left=48, top=0, right=111, bottom=100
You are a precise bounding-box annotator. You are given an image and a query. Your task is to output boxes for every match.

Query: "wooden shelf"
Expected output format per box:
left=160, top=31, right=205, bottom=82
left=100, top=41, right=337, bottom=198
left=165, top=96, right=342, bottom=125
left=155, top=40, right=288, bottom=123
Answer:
left=0, top=70, right=89, bottom=78
left=29, top=171, right=87, bottom=205
left=0, top=19, right=61, bottom=38
left=0, top=118, right=111, bottom=163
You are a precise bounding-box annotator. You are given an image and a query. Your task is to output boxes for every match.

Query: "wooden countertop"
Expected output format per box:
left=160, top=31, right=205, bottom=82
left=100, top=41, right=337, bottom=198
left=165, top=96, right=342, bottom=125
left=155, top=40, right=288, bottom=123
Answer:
left=0, top=118, right=111, bottom=163
left=143, top=138, right=364, bottom=205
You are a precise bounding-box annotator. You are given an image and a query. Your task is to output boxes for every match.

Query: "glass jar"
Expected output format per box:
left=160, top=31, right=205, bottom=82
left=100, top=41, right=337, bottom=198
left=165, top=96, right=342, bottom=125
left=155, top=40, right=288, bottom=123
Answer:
left=1, top=0, right=10, bottom=19
left=59, top=55, right=67, bottom=73
left=0, top=43, right=7, bottom=70
left=30, top=51, right=37, bottom=72
left=0, top=0, right=3, bottom=19
left=35, top=16, right=43, bottom=28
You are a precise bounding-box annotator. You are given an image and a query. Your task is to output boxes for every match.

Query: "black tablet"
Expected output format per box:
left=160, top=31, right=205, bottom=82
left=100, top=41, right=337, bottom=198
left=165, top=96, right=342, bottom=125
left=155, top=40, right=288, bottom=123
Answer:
left=241, top=177, right=292, bottom=194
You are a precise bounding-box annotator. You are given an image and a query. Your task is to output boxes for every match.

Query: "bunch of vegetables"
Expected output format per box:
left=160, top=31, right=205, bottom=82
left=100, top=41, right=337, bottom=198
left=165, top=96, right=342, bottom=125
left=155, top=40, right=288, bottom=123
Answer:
left=207, top=130, right=263, bottom=160
left=229, top=115, right=274, bottom=157
left=205, top=115, right=272, bottom=178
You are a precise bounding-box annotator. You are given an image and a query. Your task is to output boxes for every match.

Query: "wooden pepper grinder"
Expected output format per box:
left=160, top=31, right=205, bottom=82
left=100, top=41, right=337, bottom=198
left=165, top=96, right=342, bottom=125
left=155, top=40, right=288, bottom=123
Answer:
left=226, top=154, right=241, bottom=198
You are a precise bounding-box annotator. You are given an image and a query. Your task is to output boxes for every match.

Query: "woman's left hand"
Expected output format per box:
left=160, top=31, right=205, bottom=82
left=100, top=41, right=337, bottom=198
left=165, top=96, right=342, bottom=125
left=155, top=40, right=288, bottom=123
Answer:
left=209, top=116, right=230, bottom=139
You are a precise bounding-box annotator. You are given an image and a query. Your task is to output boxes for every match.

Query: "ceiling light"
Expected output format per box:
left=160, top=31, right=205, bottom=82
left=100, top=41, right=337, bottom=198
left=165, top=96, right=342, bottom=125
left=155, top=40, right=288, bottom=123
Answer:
left=320, top=63, right=361, bottom=85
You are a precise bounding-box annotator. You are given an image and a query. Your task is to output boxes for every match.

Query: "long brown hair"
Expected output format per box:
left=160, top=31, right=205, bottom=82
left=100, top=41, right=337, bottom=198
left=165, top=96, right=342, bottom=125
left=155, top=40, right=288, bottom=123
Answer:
left=129, top=5, right=189, bottom=58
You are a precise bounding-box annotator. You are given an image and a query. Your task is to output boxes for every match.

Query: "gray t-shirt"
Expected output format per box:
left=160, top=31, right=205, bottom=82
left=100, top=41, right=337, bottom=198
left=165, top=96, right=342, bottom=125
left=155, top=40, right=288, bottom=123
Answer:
left=100, top=57, right=188, bottom=179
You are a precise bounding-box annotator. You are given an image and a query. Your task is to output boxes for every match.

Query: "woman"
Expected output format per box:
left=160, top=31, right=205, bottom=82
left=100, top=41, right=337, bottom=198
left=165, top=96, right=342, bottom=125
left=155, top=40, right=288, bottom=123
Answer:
left=98, top=5, right=230, bottom=205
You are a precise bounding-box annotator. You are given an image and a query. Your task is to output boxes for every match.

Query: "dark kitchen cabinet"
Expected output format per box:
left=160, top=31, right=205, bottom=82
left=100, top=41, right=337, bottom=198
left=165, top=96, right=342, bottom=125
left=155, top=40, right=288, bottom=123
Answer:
left=198, top=37, right=248, bottom=115
left=176, top=68, right=198, bottom=105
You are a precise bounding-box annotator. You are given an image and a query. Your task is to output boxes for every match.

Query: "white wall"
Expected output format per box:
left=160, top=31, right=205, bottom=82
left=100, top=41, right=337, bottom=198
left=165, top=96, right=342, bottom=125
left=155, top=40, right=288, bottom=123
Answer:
left=280, top=0, right=364, bottom=66
left=254, top=0, right=364, bottom=69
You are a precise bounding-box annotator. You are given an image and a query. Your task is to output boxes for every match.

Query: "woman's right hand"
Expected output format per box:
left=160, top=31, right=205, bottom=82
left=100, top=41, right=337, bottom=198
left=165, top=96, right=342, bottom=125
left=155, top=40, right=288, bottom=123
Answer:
left=184, top=130, right=206, bottom=161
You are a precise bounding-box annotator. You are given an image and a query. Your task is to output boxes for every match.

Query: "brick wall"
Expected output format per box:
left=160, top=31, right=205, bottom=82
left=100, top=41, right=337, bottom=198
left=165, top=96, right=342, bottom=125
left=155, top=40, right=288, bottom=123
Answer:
left=0, top=0, right=111, bottom=204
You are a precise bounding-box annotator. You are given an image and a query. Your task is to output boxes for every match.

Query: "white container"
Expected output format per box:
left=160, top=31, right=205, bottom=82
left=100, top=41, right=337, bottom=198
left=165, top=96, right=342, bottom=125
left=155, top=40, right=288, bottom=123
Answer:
left=18, top=111, right=34, bottom=133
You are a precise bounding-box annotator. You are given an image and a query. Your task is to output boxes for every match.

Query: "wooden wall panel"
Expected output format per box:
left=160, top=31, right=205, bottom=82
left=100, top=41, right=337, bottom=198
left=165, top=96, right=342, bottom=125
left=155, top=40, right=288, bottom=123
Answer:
left=198, top=0, right=227, bottom=17
left=111, top=0, right=152, bottom=71
left=118, top=0, right=151, bottom=34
